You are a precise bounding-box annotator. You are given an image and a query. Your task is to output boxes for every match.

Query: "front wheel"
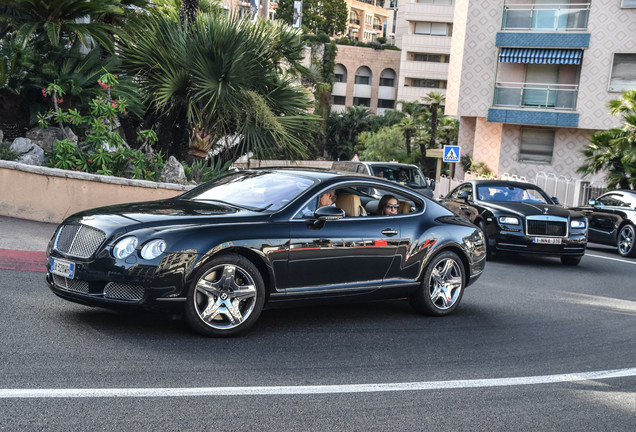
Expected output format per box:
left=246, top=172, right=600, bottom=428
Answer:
left=617, top=224, right=636, bottom=257
left=410, top=251, right=465, bottom=316
left=184, top=254, right=265, bottom=337
left=560, top=256, right=581, bottom=266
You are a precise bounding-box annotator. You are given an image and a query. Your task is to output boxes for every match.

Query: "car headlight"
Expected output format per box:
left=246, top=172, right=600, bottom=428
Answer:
left=140, top=239, right=167, bottom=260
left=112, top=236, right=138, bottom=259
left=498, top=216, right=520, bottom=225
left=570, top=220, right=586, bottom=229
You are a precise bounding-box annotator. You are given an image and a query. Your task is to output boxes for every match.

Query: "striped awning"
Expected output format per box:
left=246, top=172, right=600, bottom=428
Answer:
left=499, top=48, right=583, bottom=64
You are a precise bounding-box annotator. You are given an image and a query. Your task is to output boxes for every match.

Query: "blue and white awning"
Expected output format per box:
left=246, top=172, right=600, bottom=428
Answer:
left=499, top=48, right=583, bottom=64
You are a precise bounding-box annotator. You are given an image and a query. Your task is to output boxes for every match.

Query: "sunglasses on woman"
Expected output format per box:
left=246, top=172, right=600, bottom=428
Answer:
left=385, top=203, right=400, bottom=209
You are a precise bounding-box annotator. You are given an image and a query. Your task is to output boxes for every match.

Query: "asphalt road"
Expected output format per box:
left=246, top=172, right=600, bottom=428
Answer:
left=1, top=244, right=635, bottom=431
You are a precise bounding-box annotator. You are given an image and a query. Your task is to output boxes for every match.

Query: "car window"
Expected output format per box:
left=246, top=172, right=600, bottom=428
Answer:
left=598, top=194, right=627, bottom=207
left=450, top=184, right=472, bottom=200
left=368, top=165, right=427, bottom=188
left=181, top=171, right=316, bottom=211
left=478, top=185, right=549, bottom=203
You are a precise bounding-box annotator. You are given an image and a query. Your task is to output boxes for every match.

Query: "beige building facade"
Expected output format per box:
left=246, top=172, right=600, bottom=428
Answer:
left=331, top=44, right=401, bottom=115
left=394, top=0, right=456, bottom=104
left=345, top=0, right=391, bottom=43
left=446, top=0, right=636, bottom=184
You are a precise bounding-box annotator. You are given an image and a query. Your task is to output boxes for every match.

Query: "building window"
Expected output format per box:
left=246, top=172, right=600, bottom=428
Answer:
left=412, top=53, right=450, bottom=63
left=519, top=128, right=554, bottom=164
left=365, top=14, right=373, bottom=25
left=353, top=97, right=371, bottom=107
left=411, top=79, right=447, bottom=88
left=332, top=95, right=346, bottom=105
left=334, top=74, right=345, bottom=83
left=355, top=75, right=370, bottom=85
left=378, top=99, right=395, bottom=109
left=414, top=22, right=452, bottom=36
left=379, top=77, right=395, bottom=87
left=609, top=53, right=636, bottom=92
left=621, top=0, right=636, bottom=7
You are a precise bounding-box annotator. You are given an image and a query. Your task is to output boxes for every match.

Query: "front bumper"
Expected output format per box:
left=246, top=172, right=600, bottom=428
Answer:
left=492, top=231, right=586, bottom=256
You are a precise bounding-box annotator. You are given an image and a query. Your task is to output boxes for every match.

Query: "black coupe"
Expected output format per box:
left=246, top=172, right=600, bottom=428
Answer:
left=46, top=169, right=486, bottom=337
left=440, top=180, right=588, bottom=265
left=571, top=190, right=636, bottom=257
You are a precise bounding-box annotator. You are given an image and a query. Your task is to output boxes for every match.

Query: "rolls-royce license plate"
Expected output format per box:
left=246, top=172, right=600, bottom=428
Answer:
left=533, top=237, right=562, bottom=244
left=50, top=258, right=75, bottom=278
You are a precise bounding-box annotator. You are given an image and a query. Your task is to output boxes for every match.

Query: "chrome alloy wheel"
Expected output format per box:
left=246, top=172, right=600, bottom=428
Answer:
left=193, top=264, right=258, bottom=330
left=427, top=257, right=463, bottom=310
left=618, top=224, right=635, bottom=257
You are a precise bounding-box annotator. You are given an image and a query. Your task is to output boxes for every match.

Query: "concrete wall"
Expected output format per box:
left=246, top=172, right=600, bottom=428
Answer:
left=0, top=161, right=192, bottom=224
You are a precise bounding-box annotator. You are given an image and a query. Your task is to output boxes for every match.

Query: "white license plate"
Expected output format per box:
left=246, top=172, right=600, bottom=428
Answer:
left=50, top=258, right=75, bottom=278
left=533, top=237, right=562, bottom=245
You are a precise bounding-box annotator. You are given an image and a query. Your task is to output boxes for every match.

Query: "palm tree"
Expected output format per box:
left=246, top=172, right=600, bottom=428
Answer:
left=422, top=91, right=445, bottom=166
left=397, top=100, right=425, bottom=157
left=121, top=9, right=319, bottom=162
left=326, top=105, right=372, bottom=160
left=578, top=90, right=636, bottom=190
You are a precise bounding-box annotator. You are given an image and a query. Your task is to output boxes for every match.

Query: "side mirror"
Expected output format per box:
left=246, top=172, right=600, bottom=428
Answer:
left=314, top=206, right=345, bottom=221
left=430, top=179, right=436, bottom=191
left=588, top=199, right=597, bottom=206
left=458, top=191, right=470, bottom=201
left=551, top=197, right=560, bottom=205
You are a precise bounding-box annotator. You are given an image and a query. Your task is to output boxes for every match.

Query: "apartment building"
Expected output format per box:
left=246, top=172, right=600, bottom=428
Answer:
left=345, top=0, right=391, bottom=43
left=394, top=0, right=456, bottom=105
left=446, top=0, right=636, bottom=183
left=331, top=44, right=401, bottom=115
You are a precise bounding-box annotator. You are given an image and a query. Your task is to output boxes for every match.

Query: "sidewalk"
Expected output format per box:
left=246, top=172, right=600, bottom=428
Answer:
left=0, top=215, right=58, bottom=272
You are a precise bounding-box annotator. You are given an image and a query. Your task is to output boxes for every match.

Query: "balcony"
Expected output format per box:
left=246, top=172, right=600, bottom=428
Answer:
left=502, top=2, right=590, bottom=31
left=493, top=82, right=578, bottom=110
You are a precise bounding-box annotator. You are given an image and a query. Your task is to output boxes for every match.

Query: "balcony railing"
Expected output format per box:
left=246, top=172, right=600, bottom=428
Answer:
left=493, top=82, right=578, bottom=109
left=502, top=2, right=590, bottom=31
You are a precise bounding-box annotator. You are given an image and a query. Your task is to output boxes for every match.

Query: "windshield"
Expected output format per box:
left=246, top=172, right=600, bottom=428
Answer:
left=181, top=171, right=317, bottom=211
left=369, top=165, right=427, bottom=188
left=477, top=185, right=551, bottom=204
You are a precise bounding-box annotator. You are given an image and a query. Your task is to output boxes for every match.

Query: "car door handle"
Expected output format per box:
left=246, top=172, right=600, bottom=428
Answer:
left=381, top=228, right=398, bottom=237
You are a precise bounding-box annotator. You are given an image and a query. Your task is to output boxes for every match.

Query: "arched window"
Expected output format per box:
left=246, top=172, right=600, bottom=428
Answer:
left=334, top=64, right=348, bottom=83
left=379, top=69, right=396, bottom=87
left=354, top=66, right=372, bottom=85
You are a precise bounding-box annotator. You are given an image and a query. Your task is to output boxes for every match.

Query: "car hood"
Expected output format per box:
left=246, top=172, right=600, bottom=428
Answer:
left=62, top=199, right=269, bottom=233
left=481, top=201, right=580, bottom=218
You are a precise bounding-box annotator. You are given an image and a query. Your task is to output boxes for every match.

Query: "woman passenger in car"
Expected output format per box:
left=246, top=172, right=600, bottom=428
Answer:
left=378, top=194, right=399, bottom=215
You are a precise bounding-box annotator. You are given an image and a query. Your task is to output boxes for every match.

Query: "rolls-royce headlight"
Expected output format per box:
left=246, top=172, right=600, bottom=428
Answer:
left=140, top=239, right=167, bottom=260
left=571, top=220, right=586, bottom=229
left=498, top=216, right=520, bottom=225
left=113, top=236, right=138, bottom=259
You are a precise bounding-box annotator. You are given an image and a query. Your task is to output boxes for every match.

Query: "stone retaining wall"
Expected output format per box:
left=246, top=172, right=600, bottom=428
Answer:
left=0, top=161, right=192, bottom=223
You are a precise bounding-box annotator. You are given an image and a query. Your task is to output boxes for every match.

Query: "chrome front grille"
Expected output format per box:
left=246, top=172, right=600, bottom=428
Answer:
left=54, top=224, right=105, bottom=258
left=104, top=283, right=144, bottom=301
left=526, top=217, right=567, bottom=237
left=53, top=274, right=89, bottom=294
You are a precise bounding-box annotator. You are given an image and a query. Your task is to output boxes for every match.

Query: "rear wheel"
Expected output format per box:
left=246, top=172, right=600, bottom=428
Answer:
left=185, top=254, right=265, bottom=337
left=560, top=256, right=581, bottom=266
left=410, top=251, right=465, bottom=316
left=617, top=224, right=636, bottom=257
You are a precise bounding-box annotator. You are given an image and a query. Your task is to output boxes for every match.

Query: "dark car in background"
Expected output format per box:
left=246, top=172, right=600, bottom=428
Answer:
left=439, top=180, right=588, bottom=265
left=46, top=169, right=486, bottom=337
left=332, top=161, right=435, bottom=198
left=571, top=190, right=636, bottom=257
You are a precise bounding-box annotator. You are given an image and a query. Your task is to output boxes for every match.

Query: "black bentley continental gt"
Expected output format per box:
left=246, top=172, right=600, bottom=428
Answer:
left=440, top=180, right=588, bottom=265
left=46, top=169, right=486, bottom=337
left=571, top=190, right=636, bottom=257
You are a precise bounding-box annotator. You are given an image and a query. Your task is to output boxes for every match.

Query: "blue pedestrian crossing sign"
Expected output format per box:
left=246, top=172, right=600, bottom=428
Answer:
left=443, top=145, right=460, bottom=163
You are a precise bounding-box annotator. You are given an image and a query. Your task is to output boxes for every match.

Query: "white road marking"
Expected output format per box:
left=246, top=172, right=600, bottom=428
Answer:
left=586, top=253, right=636, bottom=265
left=2, top=368, right=635, bottom=399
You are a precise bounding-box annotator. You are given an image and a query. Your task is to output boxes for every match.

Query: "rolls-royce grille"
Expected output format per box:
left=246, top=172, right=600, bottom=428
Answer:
left=526, top=220, right=567, bottom=236
left=104, top=283, right=144, bottom=301
left=53, top=274, right=89, bottom=294
left=55, top=224, right=105, bottom=258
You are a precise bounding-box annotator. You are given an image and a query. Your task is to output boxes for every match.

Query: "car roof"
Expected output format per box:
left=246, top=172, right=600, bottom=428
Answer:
left=467, top=179, right=542, bottom=188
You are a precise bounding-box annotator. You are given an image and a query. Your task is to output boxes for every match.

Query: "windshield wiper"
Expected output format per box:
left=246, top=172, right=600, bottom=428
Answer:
left=191, top=199, right=260, bottom=212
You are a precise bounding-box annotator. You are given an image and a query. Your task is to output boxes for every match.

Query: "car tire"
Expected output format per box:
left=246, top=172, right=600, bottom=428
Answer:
left=560, top=256, right=581, bottom=266
left=410, top=251, right=465, bottom=316
left=617, top=224, right=636, bottom=257
left=478, top=220, right=495, bottom=260
left=185, top=254, right=266, bottom=337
